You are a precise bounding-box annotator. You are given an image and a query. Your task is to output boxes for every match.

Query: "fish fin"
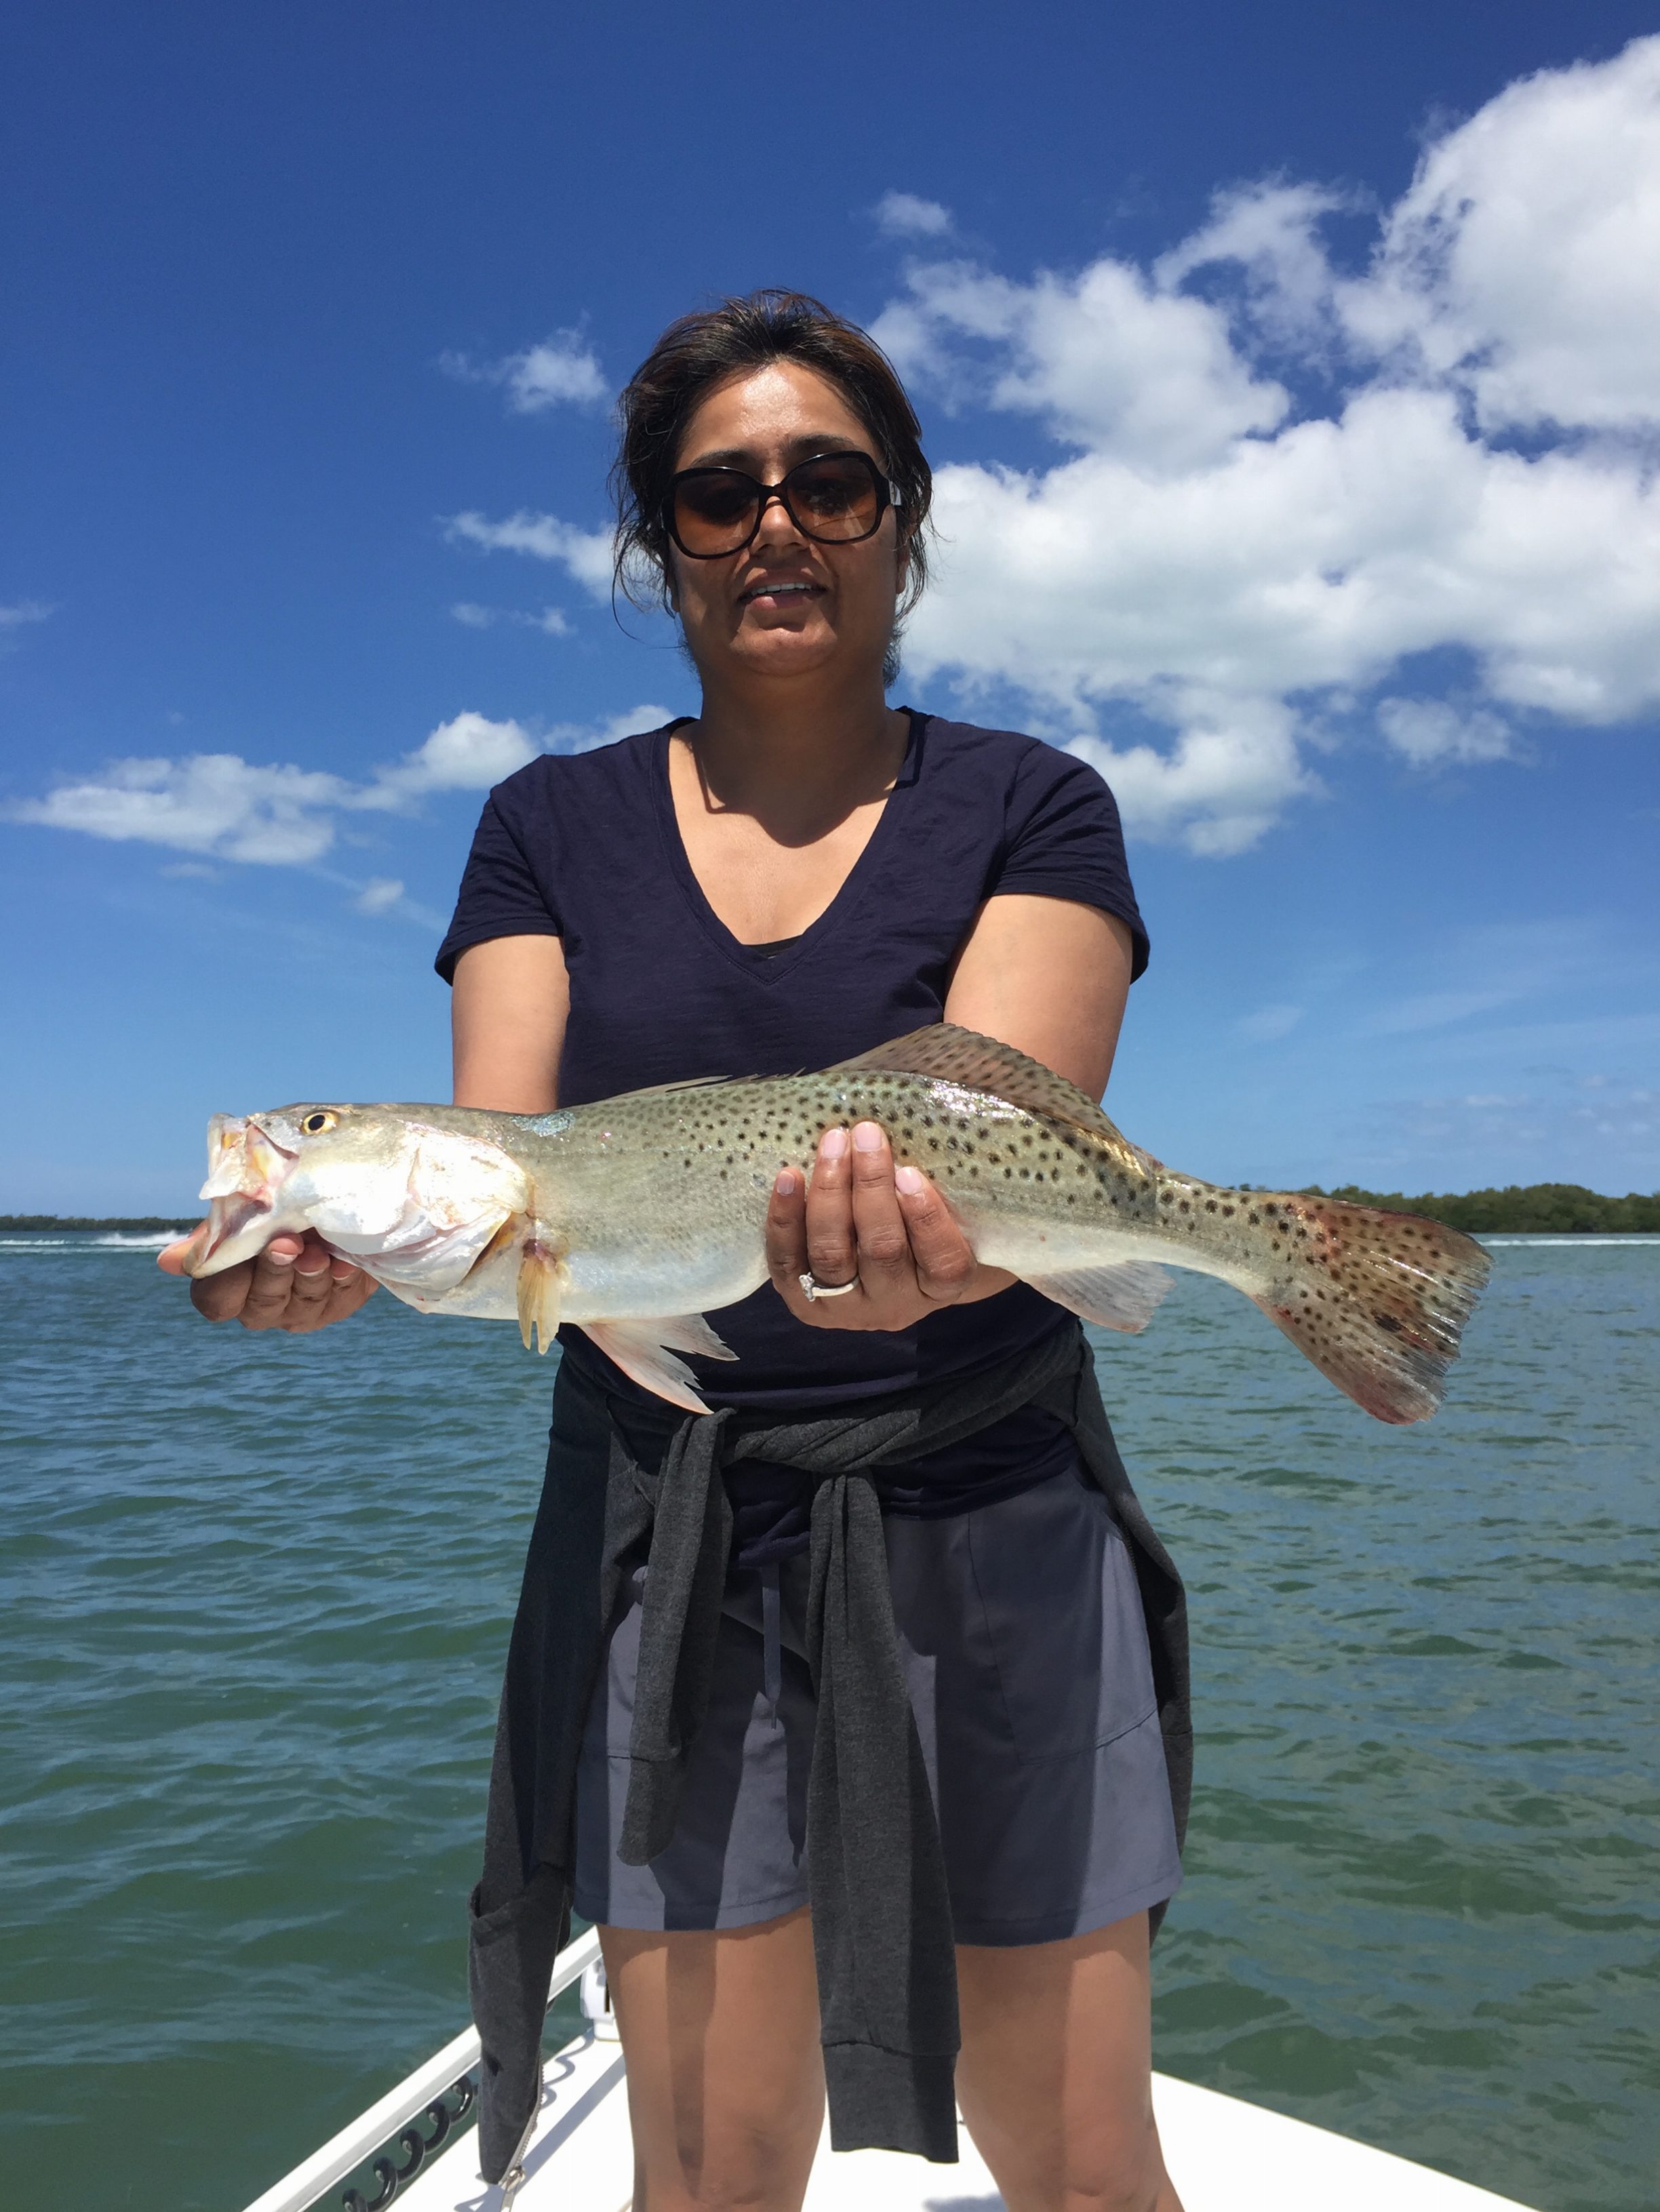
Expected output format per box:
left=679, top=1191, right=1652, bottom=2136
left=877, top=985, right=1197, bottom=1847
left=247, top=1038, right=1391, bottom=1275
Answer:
left=578, top=1321, right=716, bottom=1414
left=830, top=1024, right=1149, bottom=1153
left=642, top=1312, right=738, bottom=1362
left=596, top=1073, right=743, bottom=1104
left=515, top=1244, right=565, bottom=1354
left=1026, top=1261, right=1174, bottom=1333
left=1249, top=1197, right=1492, bottom=1424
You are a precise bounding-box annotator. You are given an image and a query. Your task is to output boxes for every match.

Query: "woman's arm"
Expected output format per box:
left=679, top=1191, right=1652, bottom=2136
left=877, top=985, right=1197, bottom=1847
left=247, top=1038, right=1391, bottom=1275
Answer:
left=451, top=934, right=570, bottom=1111
left=944, top=894, right=1134, bottom=1100
left=764, top=895, right=1135, bottom=1329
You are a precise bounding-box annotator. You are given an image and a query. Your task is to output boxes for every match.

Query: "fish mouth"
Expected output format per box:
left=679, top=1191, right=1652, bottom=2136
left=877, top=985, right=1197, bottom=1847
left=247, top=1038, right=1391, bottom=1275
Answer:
left=189, top=1114, right=298, bottom=1274
left=191, top=1192, right=275, bottom=1272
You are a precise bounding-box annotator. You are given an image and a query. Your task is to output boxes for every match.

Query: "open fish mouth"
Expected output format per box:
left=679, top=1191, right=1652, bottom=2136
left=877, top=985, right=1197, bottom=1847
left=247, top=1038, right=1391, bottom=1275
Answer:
left=189, top=1114, right=296, bottom=1272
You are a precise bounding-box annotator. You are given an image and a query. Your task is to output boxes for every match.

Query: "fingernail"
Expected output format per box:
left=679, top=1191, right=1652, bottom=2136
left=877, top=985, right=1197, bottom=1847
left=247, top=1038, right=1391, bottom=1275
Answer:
left=852, top=1121, right=883, bottom=1154
left=775, top=1168, right=797, bottom=1197
left=268, top=1250, right=297, bottom=1267
left=819, top=1126, right=848, bottom=1160
left=895, top=1165, right=926, bottom=1196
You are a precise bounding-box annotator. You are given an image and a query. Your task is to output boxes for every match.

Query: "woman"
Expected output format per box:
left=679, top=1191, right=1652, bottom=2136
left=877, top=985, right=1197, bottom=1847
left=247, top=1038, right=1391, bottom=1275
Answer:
left=165, top=291, right=1188, bottom=2212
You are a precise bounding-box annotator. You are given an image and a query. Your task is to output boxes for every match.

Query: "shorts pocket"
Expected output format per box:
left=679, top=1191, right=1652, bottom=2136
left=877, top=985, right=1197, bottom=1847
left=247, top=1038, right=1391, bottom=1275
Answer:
left=966, top=1470, right=1159, bottom=1763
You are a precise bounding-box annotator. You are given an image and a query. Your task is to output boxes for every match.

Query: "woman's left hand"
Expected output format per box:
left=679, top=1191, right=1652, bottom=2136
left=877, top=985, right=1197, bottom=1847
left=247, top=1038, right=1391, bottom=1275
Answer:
left=764, top=1121, right=981, bottom=1330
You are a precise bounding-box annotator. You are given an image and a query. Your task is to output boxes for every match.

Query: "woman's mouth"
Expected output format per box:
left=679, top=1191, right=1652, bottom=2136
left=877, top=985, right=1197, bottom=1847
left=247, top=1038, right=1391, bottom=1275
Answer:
left=740, top=579, right=823, bottom=607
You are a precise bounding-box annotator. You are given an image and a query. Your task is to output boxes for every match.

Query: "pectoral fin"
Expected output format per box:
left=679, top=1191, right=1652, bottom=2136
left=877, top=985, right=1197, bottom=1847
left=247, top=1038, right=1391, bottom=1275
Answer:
left=515, top=1243, right=566, bottom=1354
left=1026, top=1260, right=1173, bottom=1333
left=578, top=1315, right=735, bottom=1414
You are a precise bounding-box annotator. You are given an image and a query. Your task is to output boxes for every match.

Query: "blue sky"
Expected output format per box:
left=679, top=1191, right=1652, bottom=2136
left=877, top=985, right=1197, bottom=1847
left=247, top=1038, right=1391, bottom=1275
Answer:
left=3, top=1, right=1657, bottom=1213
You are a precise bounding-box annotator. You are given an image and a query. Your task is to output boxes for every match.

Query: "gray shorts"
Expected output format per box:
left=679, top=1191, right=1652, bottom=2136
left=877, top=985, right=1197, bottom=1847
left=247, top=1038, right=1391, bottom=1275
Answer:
left=573, top=1459, right=1182, bottom=1946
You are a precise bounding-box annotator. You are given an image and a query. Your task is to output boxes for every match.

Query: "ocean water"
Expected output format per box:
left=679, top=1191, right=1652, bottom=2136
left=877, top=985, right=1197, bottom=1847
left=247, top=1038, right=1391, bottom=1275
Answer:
left=1, top=1235, right=1655, bottom=2212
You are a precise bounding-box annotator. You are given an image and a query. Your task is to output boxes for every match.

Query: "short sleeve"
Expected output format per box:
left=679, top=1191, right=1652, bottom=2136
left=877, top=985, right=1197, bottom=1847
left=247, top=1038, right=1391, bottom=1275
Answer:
left=433, top=790, right=562, bottom=984
left=991, top=745, right=1149, bottom=980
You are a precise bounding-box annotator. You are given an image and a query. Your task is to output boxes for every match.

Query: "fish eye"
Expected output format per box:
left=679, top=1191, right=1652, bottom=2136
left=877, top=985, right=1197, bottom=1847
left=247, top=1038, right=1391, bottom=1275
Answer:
left=300, top=1110, right=338, bottom=1135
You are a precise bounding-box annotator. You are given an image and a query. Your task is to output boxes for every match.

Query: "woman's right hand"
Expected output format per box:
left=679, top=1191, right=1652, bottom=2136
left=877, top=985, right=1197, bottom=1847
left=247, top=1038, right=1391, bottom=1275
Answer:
left=157, top=1226, right=377, bottom=1333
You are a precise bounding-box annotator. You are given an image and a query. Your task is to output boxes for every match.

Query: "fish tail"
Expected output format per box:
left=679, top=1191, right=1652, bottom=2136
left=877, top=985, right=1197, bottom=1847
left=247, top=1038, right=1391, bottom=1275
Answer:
left=1248, top=1196, right=1491, bottom=1424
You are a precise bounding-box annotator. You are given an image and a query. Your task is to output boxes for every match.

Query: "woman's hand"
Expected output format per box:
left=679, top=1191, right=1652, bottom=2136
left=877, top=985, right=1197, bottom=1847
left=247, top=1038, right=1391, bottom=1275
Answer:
left=157, top=1226, right=376, bottom=1333
left=764, top=1121, right=992, bottom=1331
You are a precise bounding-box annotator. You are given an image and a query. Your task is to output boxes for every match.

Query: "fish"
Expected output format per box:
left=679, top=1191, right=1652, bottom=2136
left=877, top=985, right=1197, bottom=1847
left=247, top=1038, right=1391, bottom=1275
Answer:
left=186, top=1023, right=1490, bottom=1422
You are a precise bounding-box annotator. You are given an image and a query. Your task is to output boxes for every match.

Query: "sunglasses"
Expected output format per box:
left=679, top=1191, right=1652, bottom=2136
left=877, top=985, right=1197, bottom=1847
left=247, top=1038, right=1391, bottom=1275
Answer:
left=663, top=450, right=895, bottom=559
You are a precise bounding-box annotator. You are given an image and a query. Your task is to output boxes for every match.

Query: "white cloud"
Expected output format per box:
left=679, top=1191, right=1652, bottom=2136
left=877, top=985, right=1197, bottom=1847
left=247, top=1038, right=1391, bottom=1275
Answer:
left=1236, top=1003, right=1305, bottom=1044
left=5, top=708, right=673, bottom=866
left=874, top=191, right=953, bottom=240
left=1, top=599, right=54, bottom=648
left=544, top=704, right=674, bottom=755
left=450, top=600, right=572, bottom=636
left=8, top=755, right=356, bottom=864
left=879, top=37, right=1660, bottom=853
left=355, top=877, right=404, bottom=916
left=875, top=257, right=1286, bottom=468
left=1065, top=696, right=1317, bottom=858
left=442, top=329, right=606, bottom=412
left=1155, top=182, right=1355, bottom=348
left=1376, top=698, right=1514, bottom=767
left=446, top=510, right=614, bottom=597
left=372, top=711, right=540, bottom=797
left=1340, top=39, right=1660, bottom=433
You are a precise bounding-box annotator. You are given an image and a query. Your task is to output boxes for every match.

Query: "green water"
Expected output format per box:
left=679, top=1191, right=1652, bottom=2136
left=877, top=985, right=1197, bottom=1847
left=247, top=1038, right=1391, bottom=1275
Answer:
left=1, top=1236, right=1655, bottom=2211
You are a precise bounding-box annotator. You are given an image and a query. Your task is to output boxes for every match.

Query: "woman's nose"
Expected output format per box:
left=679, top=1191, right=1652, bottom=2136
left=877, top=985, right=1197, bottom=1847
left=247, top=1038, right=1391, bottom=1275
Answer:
left=752, top=487, right=806, bottom=548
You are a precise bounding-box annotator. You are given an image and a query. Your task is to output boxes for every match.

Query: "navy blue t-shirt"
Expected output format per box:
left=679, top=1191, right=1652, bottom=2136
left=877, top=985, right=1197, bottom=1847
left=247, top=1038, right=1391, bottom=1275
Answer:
left=436, top=711, right=1148, bottom=1559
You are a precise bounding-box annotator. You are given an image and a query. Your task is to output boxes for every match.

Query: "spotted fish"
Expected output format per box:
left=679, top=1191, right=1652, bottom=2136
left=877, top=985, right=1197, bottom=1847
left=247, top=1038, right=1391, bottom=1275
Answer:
left=186, top=1024, right=1490, bottom=1420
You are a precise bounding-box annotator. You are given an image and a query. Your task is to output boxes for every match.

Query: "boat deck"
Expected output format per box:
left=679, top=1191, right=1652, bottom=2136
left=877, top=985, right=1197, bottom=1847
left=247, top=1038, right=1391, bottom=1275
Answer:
left=246, top=1933, right=1539, bottom=2212
left=394, top=2024, right=1535, bottom=2212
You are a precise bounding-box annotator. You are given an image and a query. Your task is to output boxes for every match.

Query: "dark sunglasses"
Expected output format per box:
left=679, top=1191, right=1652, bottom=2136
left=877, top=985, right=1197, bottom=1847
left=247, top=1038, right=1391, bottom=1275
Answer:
left=663, top=450, right=895, bottom=559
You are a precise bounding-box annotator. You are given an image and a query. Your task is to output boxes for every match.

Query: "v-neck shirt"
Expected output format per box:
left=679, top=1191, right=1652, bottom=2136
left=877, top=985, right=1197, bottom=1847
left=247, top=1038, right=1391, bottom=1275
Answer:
left=437, top=710, right=1149, bottom=1560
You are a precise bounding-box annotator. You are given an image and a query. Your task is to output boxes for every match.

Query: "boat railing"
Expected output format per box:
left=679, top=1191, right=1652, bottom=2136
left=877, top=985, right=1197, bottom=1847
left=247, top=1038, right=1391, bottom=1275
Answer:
left=240, top=1926, right=603, bottom=2212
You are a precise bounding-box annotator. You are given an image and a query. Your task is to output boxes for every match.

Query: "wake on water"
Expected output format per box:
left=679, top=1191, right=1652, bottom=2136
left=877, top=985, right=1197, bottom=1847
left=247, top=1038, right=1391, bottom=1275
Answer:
left=0, top=1232, right=190, bottom=1251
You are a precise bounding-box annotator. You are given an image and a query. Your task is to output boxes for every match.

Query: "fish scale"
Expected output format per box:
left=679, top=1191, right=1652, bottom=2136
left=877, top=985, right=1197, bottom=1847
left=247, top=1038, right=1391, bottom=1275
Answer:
left=189, top=1023, right=1490, bottom=1422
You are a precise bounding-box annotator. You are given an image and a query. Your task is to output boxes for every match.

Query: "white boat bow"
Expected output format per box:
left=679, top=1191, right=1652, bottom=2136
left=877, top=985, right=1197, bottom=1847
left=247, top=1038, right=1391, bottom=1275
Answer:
left=243, top=1931, right=1539, bottom=2212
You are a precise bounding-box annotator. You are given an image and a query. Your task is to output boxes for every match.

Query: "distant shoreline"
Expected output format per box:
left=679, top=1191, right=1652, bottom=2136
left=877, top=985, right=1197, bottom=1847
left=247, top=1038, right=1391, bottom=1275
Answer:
left=5, top=1180, right=1658, bottom=1239
left=1, top=1217, right=191, bottom=1233
left=1293, top=1182, right=1659, bottom=1235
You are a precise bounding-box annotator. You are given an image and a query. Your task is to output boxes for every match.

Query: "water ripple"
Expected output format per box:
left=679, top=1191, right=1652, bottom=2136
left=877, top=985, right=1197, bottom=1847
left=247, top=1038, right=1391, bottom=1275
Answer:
left=1, top=1237, right=1655, bottom=2209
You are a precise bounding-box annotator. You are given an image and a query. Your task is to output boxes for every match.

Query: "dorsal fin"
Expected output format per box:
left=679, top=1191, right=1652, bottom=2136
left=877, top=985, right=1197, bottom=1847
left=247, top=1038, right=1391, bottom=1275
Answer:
left=829, top=1024, right=1134, bottom=1147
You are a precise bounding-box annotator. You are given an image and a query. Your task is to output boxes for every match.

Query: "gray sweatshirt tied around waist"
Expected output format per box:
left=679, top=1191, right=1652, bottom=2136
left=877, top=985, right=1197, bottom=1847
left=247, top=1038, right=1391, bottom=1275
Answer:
left=467, top=1319, right=1190, bottom=2184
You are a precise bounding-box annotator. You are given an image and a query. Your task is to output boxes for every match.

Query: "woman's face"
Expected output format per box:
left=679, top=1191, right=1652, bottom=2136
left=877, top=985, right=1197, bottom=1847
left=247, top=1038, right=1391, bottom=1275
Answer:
left=666, top=360, right=906, bottom=693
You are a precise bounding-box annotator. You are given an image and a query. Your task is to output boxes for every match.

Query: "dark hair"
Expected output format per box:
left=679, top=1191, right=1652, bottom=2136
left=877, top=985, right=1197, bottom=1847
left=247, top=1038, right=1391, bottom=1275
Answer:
left=610, top=289, right=933, bottom=681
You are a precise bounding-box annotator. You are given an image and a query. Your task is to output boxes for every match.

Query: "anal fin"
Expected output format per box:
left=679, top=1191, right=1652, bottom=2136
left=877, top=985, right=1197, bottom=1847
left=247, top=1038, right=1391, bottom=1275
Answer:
left=515, top=1243, right=566, bottom=1354
left=1026, top=1260, right=1173, bottom=1333
left=578, top=1315, right=735, bottom=1414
